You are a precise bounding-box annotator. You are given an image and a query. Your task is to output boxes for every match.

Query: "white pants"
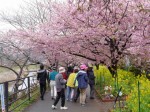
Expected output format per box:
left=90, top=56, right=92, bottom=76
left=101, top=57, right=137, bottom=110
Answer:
left=50, top=80, right=57, bottom=98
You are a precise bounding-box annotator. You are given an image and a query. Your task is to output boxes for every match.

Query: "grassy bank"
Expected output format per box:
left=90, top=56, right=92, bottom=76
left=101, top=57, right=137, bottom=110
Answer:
left=9, top=89, right=40, bottom=112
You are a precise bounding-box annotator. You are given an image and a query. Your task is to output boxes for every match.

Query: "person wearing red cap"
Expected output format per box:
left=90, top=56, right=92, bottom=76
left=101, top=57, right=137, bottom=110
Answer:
left=76, top=64, right=89, bottom=106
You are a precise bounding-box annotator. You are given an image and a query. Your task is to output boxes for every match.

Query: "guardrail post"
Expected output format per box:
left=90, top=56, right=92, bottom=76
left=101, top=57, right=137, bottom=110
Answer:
left=4, top=82, right=8, bottom=112
left=28, top=77, right=31, bottom=101
left=138, top=81, right=140, bottom=112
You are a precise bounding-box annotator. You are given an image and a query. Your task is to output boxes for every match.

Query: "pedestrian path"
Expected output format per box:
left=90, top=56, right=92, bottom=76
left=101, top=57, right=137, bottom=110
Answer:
left=24, top=88, right=113, bottom=112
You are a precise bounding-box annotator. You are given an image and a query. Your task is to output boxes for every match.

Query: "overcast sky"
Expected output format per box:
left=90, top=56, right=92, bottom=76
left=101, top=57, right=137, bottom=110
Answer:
left=0, top=0, right=24, bottom=11
left=0, top=0, right=65, bottom=31
left=0, top=0, right=29, bottom=31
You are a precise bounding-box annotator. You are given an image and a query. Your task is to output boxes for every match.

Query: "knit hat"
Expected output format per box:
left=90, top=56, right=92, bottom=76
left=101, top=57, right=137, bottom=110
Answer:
left=80, top=64, right=88, bottom=70
left=59, top=67, right=66, bottom=73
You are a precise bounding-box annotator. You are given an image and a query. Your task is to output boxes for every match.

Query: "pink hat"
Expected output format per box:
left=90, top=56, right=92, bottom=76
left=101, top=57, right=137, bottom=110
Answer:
left=80, top=64, right=88, bottom=70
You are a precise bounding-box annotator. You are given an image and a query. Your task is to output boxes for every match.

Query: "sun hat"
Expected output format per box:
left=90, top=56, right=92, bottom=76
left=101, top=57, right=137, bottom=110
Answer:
left=59, top=67, right=66, bottom=73
left=80, top=64, right=88, bottom=70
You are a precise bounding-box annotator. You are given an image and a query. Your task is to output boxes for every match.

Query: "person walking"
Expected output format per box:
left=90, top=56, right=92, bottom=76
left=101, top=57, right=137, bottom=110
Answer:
left=52, top=67, right=68, bottom=110
left=66, top=66, right=79, bottom=101
left=87, top=65, right=95, bottom=99
left=37, top=64, right=48, bottom=100
left=76, top=64, right=89, bottom=106
left=49, top=68, right=58, bottom=100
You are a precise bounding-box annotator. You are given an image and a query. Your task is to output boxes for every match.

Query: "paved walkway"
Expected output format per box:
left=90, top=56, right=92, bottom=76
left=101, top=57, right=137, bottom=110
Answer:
left=24, top=88, right=113, bottom=112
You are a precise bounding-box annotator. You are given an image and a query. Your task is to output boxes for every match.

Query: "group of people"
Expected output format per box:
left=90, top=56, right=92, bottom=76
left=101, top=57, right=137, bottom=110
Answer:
left=37, top=63, right=95, bottom=110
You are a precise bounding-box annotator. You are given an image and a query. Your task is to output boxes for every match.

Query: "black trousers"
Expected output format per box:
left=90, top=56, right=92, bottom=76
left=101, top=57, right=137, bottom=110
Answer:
left=53, top=89, right=65, bottom=107
left=89, top=84, right=95, bottom=98
left=40, top=83, right=46, bottom=99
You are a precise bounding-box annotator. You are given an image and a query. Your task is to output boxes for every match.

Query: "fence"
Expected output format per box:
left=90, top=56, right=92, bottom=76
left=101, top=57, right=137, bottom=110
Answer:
left=0, top=75, right=39, bottom=112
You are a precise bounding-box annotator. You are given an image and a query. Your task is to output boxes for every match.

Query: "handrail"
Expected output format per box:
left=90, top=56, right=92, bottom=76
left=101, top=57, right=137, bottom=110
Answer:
left=0, top=75, right=39, bottom=112
left=0, top=75, right=36, bottom=84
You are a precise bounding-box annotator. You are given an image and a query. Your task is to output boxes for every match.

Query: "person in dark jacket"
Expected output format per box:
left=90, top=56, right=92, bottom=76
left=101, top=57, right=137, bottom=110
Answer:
left=37, top=64, right=48, bottom=100
left=87, top=66, right=95, bottom=99
left=76, top=64, right=88, bottom=106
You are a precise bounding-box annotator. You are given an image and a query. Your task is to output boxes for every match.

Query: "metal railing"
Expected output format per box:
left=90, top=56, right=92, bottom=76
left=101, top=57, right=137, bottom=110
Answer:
left=0, top=75, right=39, bottom=112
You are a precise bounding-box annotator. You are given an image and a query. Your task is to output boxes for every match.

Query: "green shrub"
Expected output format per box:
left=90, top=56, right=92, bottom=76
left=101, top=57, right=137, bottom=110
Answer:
left=94, top=65, right=150, bottom=111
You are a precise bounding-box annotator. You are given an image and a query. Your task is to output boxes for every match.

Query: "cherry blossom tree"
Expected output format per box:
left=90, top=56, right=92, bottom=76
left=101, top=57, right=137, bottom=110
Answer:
left=0, top=31, right=33, bottom=78
left=44, top=0, right=150, bottom=78
left=0, top=0, right=149, bottom=80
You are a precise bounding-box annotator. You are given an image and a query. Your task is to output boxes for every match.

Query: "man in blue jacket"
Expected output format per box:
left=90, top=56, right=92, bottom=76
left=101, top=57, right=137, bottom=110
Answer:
left=76, top=64, right=89, bottom=106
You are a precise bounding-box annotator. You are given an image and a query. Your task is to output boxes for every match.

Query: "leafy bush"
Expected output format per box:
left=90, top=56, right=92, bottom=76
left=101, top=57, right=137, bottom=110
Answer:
left=94, top=65, right=150, bottom=111
left=126, top=76, right=150, bottom=112
left=93, top=65, right=112, bottom=92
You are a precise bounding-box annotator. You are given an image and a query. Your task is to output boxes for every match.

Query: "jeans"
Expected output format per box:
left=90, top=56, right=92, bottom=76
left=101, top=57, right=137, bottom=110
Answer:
left=40, top=83, right=46, bottom=99
left=53, top=89, right=65, bottom=107
left=66, top=86, right=74, bottom=101
left=50, top=81, right=57, bottom=98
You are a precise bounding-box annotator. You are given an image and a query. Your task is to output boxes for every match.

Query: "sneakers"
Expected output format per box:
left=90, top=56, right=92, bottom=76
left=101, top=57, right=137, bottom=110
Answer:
left=74, top=99, right=77, bottom=102
left=52, top=105, right=68, bottom=110
left=81, top=104, right=85, bottom=107
left=41, top=97, right=44, bottom=100
left=90, top=97, right=95, bottom=99
left=60, top=106, right=68, bottom=110
left=52, top=105, right=57, bottom=109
